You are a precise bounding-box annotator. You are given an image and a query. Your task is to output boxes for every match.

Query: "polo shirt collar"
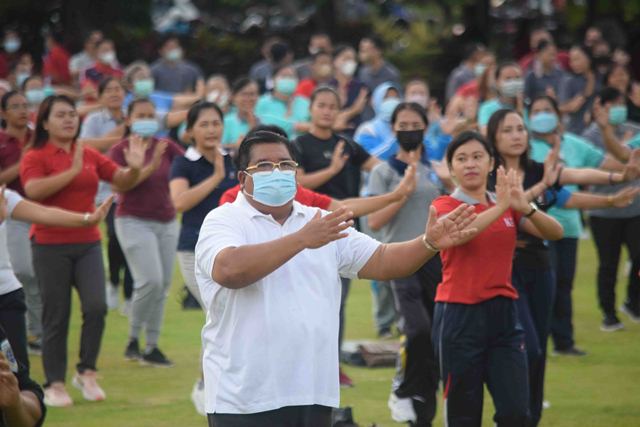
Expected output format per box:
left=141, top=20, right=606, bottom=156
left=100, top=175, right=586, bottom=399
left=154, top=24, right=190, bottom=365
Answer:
left=234, top=192, right=306, bottom=221
left=185, top=146, right=202, bottom=161
left=450, top=187, right=496, bottom=205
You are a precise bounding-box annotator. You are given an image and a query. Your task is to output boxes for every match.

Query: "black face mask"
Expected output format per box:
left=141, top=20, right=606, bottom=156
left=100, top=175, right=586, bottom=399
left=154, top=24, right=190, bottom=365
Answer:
left=397, top=129, right=424, bottom=151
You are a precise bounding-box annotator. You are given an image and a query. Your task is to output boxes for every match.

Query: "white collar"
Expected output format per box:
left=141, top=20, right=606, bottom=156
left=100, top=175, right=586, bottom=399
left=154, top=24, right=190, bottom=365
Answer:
left=184, top=146, right=202, bottom=161
left=235, top=192, right=305, bottom=221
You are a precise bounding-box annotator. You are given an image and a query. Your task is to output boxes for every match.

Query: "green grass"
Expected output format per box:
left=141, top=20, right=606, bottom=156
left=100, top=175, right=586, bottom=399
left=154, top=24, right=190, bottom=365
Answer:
left=32, top=239, right=640, bottom=426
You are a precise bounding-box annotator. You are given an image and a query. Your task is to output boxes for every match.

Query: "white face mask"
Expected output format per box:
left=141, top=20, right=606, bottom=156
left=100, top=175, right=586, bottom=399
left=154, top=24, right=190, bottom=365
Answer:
left=406, top=94, right=429, bottom=108
left=207, top=90, right=229, bottom=108
left=339, top=60, right=357, bottom=77
left=99, top=51, right=116, bottom=65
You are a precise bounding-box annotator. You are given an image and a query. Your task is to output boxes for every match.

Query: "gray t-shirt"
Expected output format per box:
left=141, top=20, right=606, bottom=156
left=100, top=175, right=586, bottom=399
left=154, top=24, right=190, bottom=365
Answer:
left=1, top=190, right=22, bottom=296
left=560, top=73, right=600, bottom=135
left=368, top=160, right=441, bottom=243
left=151, top=59, right=203, bottom=93
left=358, top=61, right=401, bottom=92
left=582, top=122, right=640, bottom=218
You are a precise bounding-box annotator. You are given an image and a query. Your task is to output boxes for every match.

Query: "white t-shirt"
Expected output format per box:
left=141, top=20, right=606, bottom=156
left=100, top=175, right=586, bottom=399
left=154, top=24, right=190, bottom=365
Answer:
left=0, top=190, right=23, bottom=295
left=195, top=193, right=380, bottom=414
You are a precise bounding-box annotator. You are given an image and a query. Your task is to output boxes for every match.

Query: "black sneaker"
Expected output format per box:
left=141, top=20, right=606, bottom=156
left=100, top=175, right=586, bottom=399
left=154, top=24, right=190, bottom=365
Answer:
left=600, top=314, right=624, bottom=332
left=125, top=339, right=141, bottom=360
left=141, top=347, right=174, bottom=368
left=620, top=302, right=640, bottom=323
left=552, top=346, right=587, bottom=356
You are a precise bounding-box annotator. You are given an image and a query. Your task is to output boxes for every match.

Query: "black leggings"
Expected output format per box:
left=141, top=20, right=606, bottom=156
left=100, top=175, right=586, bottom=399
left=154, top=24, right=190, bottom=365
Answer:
left=209, top=405, right=331, bottom=427
left=106, top=203, right=133, bottom=299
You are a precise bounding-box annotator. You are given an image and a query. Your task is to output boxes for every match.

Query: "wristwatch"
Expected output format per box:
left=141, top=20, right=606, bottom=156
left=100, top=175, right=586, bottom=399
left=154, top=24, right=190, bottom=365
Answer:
left=525, top=202, right=539, bottom=218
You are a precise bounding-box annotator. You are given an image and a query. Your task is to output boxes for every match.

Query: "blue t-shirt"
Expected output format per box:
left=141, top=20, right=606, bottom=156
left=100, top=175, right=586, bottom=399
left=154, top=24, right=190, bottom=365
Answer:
left=255, top=94, right=310, bottom=139
left=477, top=99, right=510, bottom=126
left=170, top=150, right=238, bottom=251
left=530, top=132, right=604, bottom=238
left=222, top=111, right=251, bottom=146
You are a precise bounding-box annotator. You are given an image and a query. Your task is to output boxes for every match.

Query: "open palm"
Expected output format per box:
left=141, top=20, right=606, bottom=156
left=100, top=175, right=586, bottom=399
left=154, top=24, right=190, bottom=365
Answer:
left=425, top=203, right=478, bottom=250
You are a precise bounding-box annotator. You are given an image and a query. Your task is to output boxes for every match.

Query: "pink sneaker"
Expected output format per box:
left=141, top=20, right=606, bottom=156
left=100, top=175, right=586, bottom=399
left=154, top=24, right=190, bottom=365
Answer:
left=72, top=370, right=106, bottom=401
left=44, top=382, right=73, bottom=407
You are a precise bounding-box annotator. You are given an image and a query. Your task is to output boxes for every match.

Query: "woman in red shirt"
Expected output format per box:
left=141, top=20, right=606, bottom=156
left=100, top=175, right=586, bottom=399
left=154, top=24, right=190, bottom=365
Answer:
left=111, top=98, right=184, bottom=368
left=431, top=131, right=562, bottom=426
left=19, top=95, right=144, bottom=407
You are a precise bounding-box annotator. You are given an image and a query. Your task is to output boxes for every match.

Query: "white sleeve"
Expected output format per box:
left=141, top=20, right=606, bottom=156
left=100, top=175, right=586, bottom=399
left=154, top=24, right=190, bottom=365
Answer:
left=195, top=207, right=247, bottom=282
left=5, top=189, right=23, bottom=217
left=335, top=226, right=381, bottom=279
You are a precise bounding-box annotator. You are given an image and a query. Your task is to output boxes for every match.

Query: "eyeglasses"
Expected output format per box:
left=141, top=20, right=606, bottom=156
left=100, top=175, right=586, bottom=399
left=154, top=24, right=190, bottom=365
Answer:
left=245, top=160, right=298, bottom=174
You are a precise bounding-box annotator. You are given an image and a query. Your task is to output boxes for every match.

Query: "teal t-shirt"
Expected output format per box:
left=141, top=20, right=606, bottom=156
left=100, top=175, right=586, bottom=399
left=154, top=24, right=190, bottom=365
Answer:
left=530, top=132, right=605, bottom=238
left=222, top=111, right=251, bottom=145
left=628, top=133, right=640, bottom=149
left=477, top=99, right=508, bottom=126
left=255, top=94, right=310, bottom=139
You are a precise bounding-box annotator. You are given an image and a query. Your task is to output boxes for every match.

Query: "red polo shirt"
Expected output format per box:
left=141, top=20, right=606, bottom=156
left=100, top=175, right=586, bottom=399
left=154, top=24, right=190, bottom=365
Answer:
left=20, top=141, right=119, bottom=244
left=0, top=129, right=31, bottom=195
left=433, top=192, right=521, bottom=304
left=220, top=184, right=332, bottom=210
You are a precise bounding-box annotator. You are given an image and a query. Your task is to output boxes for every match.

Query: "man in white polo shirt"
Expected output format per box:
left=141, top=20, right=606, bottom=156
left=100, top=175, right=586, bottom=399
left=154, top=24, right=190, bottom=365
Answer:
left=195, top=131, right=477, bottom=427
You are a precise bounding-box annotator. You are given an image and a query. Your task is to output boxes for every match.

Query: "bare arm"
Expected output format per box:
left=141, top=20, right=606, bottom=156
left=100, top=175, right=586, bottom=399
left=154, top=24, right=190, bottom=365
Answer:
left=367, top=198, right=408, bottom=230
left=559, top=167, right=624, bottom=185
left=563, top=187, right=640, bottom=209
left=23, top=167, right=80, bottom=201
left=165, top=110, right=188, bottom=129
left=296, top=140, right=350, bottom=190
left=12, top=196, right=112, bottom=227
left=170, top=155, right=225, bottom=212
left=0, top=163, right=20, bottom=186
left=0, top=353, right=42, bottom=427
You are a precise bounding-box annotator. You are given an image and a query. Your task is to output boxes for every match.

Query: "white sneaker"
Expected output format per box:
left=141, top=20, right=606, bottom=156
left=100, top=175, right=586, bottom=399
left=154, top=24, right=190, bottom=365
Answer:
left=106, top=284, right=119, bottom=310
left=191, top=379, right=206, bottom=416
left=388, top=392, right=417, bottom=423
left=543, top=400, right=551, bottom=409
left=120, top=299, right=132, bottom=317
left=44, top=383, right=73, bottom=407
left=72, top=370, right=106, bottom=401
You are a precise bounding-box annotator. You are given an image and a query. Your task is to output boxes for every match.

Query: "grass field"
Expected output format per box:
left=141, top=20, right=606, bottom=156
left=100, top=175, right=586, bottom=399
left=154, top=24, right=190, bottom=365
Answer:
left=31, top=238, right=640, bottom=426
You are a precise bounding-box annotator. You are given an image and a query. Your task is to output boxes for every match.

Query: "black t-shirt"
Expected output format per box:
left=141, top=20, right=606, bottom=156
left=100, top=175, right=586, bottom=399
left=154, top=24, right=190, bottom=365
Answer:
left=293, top=132, right=371, bottom=200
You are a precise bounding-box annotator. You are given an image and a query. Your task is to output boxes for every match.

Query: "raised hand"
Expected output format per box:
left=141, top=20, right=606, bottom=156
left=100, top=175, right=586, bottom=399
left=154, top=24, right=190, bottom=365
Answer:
left=622, top=149, right=640, bottom=181
left=213, top=151, right=226, bottom=179
left=611, top=187, right=640, bottom=208
left=507, top=169, right=530, bottom=213
left=87, top=195, right=114, bottom=225
left=150, top=140, right=168, bottom=170
left=494, top=166, right=511, bottom=209
left=592, top=97, right=610, bottom=129
left=71, top=140, right=85, bottom=174
left=329, top=140, right=350, bottom=174
left=424, top=203, right=477, bottom=250
left=394, top=164, right=417, bottom=198
left=543, top=144, right=562, bottom=187
left=296, top=207, right=354, bottom=249
left=124, top=134, right=147, bottom=171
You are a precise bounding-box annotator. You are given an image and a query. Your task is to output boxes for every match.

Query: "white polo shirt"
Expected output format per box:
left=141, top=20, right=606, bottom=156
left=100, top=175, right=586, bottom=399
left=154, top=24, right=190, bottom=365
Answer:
left=1, top=190, right=23, bottom=296
left=195, top=193, right=381, bottom=415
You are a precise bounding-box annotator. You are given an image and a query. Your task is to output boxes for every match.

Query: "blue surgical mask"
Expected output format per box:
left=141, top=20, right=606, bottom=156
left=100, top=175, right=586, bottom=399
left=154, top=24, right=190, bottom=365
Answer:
left=474, top=63, right=487, bottom=77
left=529, top=112, right=559, bottom=134
left=379, top=98, right=401, bottom=122
left=608, top=105, right=628, bottom=125
left=25, top=89, right=45, bottom=105
left=16, top=72, right=30, bottom=88
left=165, top=48, right=183, bottom=61
left=499, top=78, right=524, bottom=98
left=275, top=77, right=298, bottom=96
left=43, top=86, right=56, bottom=97
left=3, top=38, right=20, bottom=53
left=244, top=169, right=297, bottom=207
left=134, top=79, right=155, bottom=97
left=131, top=119, right=159, bottom=137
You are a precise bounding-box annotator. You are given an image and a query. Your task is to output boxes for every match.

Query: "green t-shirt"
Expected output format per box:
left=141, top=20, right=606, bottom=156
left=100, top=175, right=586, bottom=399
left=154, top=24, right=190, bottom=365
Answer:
left=222, top=111, right=251, bottom=145
left=255, top=94, right=310, bottom=139
left=530, top=132, right=604, bottom=238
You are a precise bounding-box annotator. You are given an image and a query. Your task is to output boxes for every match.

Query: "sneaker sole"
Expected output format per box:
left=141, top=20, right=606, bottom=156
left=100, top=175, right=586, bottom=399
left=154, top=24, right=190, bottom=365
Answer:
left=620, top=305, right=640, bottom=323
left=71, top=376, right=106, bottom=402
left=600, top=324, right=625, bottom=332
left=125, top=354, right=141, bottom=361
left=139, top=359, right=174, bottom=368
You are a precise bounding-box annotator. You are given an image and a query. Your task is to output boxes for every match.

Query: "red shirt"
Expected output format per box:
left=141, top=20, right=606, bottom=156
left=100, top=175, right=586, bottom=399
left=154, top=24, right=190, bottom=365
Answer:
left=43, top=44, right=71, bottom=85
left=456, top=80, right=479, bottom=99
left=20, top=142, right=119, bottom=244
left=433, top=194, right=521, bottom=304
left=294, top=79, right=318, bottom=99
left=220, top=184, right=332, bottom=210
left=110, top=137, right=184, bottom=222
left=518, top=51, right=571, bottom=73
left=0, top=129, right=31, bottom=195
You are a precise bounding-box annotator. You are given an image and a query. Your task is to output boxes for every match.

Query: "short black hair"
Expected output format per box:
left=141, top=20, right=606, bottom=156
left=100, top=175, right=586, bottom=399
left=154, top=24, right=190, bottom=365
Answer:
left=159, top=33, right=181, bottom=49
left=333, top=44, right=354, bottom=59
left=186, top=101, right=223, bottom=130
left=310, top=86, right=340, bottom=106
left=391, top=102, right=429, bottom=127
left=528, top=95, right=560, bottom=117
left=97, top=76, right=122, bottom=96
left=598, top=86, right=623, bottom=105
left=236, top=130, right=296, bottom=171
left=21, top=75, right=42, bottom=92
left=446, top=131, right=494, bottom=167
left=311, top=50, right=332, bottom=62
left=247, top=124, right=289, bottom=139
left=231, top=77, right=257, bottom=95
left=126, top=97, right=154, bottom=117
left=463, top=43, right=485, bottom=61
left=495, top=61, right=520, bottom=80
left=363, top=34, right=385, bottom=51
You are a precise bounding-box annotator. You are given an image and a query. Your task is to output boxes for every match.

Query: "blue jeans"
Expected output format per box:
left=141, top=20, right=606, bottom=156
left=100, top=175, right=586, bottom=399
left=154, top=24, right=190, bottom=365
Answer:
left=548, top=238, right=578, bottom=351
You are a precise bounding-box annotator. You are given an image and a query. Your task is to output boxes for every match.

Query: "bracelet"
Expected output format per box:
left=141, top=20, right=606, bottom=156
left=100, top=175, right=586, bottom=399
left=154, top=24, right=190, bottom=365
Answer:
left=83, top=212, right=90, bottom=224
left=422, top=234, right=440, bottom=253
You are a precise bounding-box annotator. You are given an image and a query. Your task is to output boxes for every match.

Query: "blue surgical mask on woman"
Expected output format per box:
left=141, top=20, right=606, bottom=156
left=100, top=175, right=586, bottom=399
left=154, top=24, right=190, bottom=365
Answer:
left=379, top=98, right=401, bottom=122
left=275, top=77, right=298, bottom=96
left=134, top=79, right=155, bottom=97
left=243, top=169, right=297, bottom=207
left=499, top=79, right=524, bottom=98
left=25, top=89, right=45, bottom=105
left=474, top=63, right=487, bottom=77
left=608, top=105, right=628, bottom=125
left=131, top=119, right=159, bottom=137
left=529, top=111, right=559, bottom=134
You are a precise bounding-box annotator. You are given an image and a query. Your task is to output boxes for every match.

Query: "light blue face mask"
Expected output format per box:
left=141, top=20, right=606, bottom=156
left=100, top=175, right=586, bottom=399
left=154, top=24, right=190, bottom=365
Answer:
left=379, top=97, right=401, bottom=122
left=131, top=119, right=159, bottom=137
left=474, top=63, right=487, bottom=77
left=25, top=89, right=45, bottom=105
left=134, top=79, right=155, bottom=97
left=275, top=77, right=298, bottom=96
left=16, top=72, right=30, bottom=88
left=609, top=105, right=628, bottom=125
left=529, top=112, right=559, bottom=134
left=4, top=38, right=20, bottom=53
left=244, top=169, right=297, bottom=207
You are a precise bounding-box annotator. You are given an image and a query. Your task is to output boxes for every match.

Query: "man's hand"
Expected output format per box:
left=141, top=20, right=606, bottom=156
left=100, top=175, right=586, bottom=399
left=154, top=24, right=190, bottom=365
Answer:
left=296, top=207, right=354, bottom=249
left=424, top=203, right=477, bottom=250
left=0, top=351, right=20, bottom=409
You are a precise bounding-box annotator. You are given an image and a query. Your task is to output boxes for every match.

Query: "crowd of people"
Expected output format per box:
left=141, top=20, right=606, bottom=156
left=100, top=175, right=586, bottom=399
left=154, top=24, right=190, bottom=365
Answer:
left=1, top=21, right=640, bottom=427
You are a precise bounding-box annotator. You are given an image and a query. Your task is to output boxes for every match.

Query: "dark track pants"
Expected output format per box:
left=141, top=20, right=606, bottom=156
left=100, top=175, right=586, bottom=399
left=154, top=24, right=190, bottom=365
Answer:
left=548, top=238, right=578, bottom=351
left=433, top=296, right=530, bottom=427
left=208, top=405, right=331, bottom=427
